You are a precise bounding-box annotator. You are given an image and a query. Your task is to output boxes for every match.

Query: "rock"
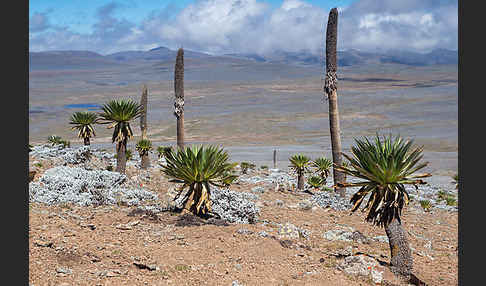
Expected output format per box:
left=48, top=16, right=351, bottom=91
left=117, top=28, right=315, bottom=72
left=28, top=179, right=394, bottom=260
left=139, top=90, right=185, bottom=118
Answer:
left=251, top=186, right=265, bottom=194
left=116, top=224, right=133, bottom=230
left=34, top=240, right=53, bottom=248
left=337, top=254, right=383, bottom=284
left=310, top=191, right=351, bottom=211
left=278, top=223, right=300, bottom=239
left=210, top=188, right=260, bottom=224
left=275, top=199, right=284, bottom=207
left=133, top=262, right=159, bottom=271
left=56, top=267, right=72, bottom=275
left=323, top=229, right=371, bottom=244
left=333, top=246, right=353, bottom=257
left=29, top=166, right=157, bottom=207
left=279, top=239, right=294, bottom=248
left=236, top=228, right=254, bottom=235
left=298, top=200, right=313, bottom=211
left=80, top=223, right=96, bottom=230
left=258, top=231, right=269, bottom=238
left=373, top=235, right=389, bottom=243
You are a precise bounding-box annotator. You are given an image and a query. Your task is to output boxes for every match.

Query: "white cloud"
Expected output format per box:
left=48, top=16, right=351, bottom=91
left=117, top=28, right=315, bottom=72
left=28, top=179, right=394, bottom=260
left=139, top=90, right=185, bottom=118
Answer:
left=29, top=0, right=458, bottom=54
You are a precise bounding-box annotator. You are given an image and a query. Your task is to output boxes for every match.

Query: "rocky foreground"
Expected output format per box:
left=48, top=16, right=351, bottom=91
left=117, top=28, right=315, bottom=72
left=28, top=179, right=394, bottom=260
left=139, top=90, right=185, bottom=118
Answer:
left=29, top=145, right=458, bottom=286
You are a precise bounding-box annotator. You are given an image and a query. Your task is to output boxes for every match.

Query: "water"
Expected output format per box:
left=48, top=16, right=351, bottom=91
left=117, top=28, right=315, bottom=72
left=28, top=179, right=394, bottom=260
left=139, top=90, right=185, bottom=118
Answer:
left=64, top=103, right=101, bottom=110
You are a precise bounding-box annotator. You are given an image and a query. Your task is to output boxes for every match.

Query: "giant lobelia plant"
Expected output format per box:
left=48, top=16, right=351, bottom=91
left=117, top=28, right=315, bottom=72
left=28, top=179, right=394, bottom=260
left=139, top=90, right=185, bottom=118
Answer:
left=161, top=145, right=238, bottom=217
left=334, top=134, right=431, bottom=278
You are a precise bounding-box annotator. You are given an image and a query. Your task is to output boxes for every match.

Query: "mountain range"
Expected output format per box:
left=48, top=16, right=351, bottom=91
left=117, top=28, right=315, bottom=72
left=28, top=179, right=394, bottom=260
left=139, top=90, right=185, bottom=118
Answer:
left=29, top=46, right=457, bottom=71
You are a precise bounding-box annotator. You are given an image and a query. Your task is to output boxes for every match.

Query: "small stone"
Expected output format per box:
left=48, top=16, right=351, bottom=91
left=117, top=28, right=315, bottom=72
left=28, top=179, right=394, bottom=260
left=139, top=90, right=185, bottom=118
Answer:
left=34, top=240, right=53, bottom=248
left=251, top=186, right=265, bottom=194
left=56, top=267, right=72, bottom=275
left=236, top=228, right=253, bottom=235
left=81, top=223, right=96, bottom=230
left=298, top=200, right=313, bottom=211
left=258, top=231, right=269, bottom=238
left=133, top=262, right=158, bottom=271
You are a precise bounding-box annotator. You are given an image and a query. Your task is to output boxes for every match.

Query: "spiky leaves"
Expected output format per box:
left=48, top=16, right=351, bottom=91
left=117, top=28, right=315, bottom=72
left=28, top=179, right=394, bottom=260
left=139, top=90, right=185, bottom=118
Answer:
left=289, top=154, right=311, bottom=190
left=157, top=146, right=173, bottom=159
left=307, top=176, right=325, bottom=190
left=136, top=139, right=152, bottom=156
left=334, top=134, right=431, bottom=227
left=136, top=139, right=152, bottom=169
left=98, top=99, right=142, bottom=173
left=452, top=173, right=458, bottom=190
left=161, top=145, right=238, bottom=216
left=69, top=111, right=99, bottom=145
left=312, top=157, right=333, bottom=181
left=47, top=135, right=63, bottom=146
left=47, top=135, right=70, bottom=148
left=98, top=99, right=142, bottom=143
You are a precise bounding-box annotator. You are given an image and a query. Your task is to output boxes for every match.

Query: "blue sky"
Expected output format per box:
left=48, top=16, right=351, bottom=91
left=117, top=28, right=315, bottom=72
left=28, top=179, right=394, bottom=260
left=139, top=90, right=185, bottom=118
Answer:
left=29, top=0, right=457, bottom=55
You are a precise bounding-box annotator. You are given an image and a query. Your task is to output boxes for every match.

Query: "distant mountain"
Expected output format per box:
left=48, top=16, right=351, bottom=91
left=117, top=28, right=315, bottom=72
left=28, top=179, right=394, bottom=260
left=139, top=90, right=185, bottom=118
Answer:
left=105, top=46, right=212, bottom=62
left=29, top=46, right=458, bottom=71
left=29, top=50, right=126, bottom=71
left=225, top=48, right=457, bottom=67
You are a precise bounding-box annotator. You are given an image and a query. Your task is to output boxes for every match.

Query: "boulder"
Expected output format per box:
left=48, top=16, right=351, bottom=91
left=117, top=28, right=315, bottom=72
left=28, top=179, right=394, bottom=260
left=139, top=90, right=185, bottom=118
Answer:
left=337, top=254, right=384, bottom=284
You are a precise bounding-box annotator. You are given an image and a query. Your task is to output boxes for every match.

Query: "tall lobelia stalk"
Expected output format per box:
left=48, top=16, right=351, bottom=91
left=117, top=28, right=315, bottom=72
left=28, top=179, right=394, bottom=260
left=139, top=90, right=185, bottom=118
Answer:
left=140, top=84, right=148, bottom=140
left=139, top=84, right=150, bottom=168
left=324, top=8, right=345, bottom=197
left=174, top=48, right=185, bottom=149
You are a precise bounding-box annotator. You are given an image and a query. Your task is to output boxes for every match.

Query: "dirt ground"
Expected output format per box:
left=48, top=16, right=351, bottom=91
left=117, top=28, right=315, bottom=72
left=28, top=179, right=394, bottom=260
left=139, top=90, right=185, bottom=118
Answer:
left=28, top=158, right=458, bottom=286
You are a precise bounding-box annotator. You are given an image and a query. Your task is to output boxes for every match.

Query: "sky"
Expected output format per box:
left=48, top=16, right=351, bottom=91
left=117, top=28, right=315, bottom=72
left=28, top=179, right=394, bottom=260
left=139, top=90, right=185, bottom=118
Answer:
left=29, top=0, right=458, bottom=55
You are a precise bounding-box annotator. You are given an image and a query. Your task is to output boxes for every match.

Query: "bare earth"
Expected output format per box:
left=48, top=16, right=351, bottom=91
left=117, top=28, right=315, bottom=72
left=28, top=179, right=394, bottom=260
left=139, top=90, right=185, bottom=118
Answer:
left=29, top=157, right=458, bottom=286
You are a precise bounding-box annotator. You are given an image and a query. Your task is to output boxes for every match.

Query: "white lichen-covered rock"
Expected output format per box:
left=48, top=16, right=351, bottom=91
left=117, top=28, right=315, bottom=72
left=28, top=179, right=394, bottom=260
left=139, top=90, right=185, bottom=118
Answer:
left=277, top=222, right=311, bottom=240
left=29, top=166, right=158, bottom=206
left=323, top=229, right=371, bottom=244
left=337, top=254, right=383, bottom=284
left=310, top=191, right=351, bottom=211
left=210, top=188, right=260, bottom=224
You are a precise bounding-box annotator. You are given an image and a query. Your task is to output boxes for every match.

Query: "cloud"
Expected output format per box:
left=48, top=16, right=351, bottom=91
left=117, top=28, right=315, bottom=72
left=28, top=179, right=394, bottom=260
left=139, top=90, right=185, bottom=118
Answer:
left=29, top=0, right=458, bottom=55
left=338, top=0, right=458, bottom=52
left=29, top=11, right=52, bottom=33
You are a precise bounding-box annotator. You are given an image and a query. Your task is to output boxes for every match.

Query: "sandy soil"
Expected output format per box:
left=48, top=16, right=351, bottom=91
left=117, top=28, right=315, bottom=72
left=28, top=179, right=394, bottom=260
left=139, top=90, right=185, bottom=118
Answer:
left=29, top=158, right=458, bottom=286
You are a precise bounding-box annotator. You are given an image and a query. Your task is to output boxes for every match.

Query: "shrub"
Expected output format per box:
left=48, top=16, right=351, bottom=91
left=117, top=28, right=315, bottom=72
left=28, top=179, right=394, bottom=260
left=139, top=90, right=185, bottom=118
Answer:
left=157, top=146, right=172, bottom=158
left=240, top=162, right=256, bottom=174
left=420, top=200, right=432, bottom=212
left=161, top=145, right=238, bottom=216
left=445, top=196, right=457, bottom=206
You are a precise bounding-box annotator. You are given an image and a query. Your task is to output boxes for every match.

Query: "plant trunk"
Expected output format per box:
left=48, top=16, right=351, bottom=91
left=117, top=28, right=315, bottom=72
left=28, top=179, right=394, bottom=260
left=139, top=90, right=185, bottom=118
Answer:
left=189, top=183, right=211, bottom=216
left=324, top=8, right=345, bottom=197
left=177, top=113, right=184, bottom=149
left=384, top=218, right=414, bottom=278
left=141, top=153, right=150, bottom=169
left=84, top=137, right=90, bottom=146
left=297, top=171, right=305, bottom=190
left=273, top=149, right=277, bottom=169
left=174, top=48, right=185, bottom=149
left=115, top=139, right=127, bottom=174
left=140, top=84, right=148, bottom=140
